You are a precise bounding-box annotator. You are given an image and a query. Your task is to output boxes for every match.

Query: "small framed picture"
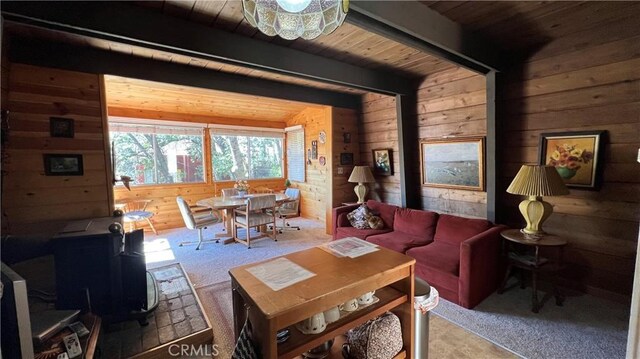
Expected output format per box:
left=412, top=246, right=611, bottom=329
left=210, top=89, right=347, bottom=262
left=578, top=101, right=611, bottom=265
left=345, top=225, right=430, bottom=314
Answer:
left=343, top=132, right=351, bottom=143
left=50, top=117, right=74, bottom=138
left=311, top=140, right=318, bottom=159
left=340, top=152, right=354, bottom=165
left=372, top=149, right=393, bottom=176
left=43, top=154, right=84, bottom=176
left=538, top=130, right=605, bottom=190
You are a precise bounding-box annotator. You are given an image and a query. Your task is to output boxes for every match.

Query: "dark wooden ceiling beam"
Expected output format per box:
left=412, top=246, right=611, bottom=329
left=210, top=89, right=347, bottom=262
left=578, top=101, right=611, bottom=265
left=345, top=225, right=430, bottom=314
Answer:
left=1, top=1, right=413, bottom=95
left=348, top=0, right=507, bottom=73
left=9, top=37, right=361, bottom=110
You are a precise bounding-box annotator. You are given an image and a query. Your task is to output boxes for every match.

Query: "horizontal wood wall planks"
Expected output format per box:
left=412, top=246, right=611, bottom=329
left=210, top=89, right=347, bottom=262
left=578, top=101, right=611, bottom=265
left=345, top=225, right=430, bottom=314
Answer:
left=359, top=67, right=488, bottom=217
left=501, top=14, right=640, bottom=298
left=2, top=64, right=112, bottom=231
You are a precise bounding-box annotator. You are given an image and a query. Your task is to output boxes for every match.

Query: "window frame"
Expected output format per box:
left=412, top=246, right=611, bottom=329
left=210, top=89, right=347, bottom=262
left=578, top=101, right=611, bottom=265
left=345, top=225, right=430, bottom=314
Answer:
left=209, top=128, right=285, bottom=182
left=109, top=120, right=207, bottom=188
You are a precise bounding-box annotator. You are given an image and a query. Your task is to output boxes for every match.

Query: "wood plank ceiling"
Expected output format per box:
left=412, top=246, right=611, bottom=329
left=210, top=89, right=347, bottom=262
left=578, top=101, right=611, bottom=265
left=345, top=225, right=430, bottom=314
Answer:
left=104, top=75, right=321, bottom=123
left=421, top=1, right=640, bottom=56
left=133, top=0, right=457, bottom=79
left=9, top=1, right=633, bottom=101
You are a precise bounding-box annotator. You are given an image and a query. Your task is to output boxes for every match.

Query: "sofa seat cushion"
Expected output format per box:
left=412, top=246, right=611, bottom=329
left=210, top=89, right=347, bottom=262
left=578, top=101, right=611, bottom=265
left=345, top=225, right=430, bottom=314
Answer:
left=434, top=214, right=492, bottom=245
left=366, top=200, right=399, bottom=229
left=406, top=242, right=460, bottom=293
left=335, top=226, right=393, bottom=240
left=367, top=232, right=434, bottom=253
left=393, top=208, right=438, bottom=242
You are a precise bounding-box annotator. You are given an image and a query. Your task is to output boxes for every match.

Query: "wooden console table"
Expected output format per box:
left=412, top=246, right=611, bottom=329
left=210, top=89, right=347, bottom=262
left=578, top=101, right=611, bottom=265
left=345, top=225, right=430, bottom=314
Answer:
left=229, top=245, right=415, bottom=359
left=498, top=229, right=567, bottom=313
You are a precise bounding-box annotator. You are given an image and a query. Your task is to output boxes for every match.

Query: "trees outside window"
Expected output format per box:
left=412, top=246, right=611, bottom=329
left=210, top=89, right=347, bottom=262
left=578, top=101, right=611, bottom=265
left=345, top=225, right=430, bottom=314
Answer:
left=111, top=124, right=204, bottom=185
left=211, top=134, right=283, bottom=181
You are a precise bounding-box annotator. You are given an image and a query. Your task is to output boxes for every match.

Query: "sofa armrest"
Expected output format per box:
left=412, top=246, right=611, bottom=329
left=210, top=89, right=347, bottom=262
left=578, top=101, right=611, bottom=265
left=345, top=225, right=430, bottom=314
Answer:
left=458, top=225, right=508, bottom=308
left=331, top=204, right=359, bottom=240
left=337, top=213, right=350, bottom=228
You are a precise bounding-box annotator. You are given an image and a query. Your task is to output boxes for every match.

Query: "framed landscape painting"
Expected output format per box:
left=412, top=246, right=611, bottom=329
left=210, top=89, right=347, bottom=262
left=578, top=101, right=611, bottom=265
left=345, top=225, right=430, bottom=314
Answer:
left=538, top=131, right=605, bottom=190
left=420, top=137, right=484, bottom=191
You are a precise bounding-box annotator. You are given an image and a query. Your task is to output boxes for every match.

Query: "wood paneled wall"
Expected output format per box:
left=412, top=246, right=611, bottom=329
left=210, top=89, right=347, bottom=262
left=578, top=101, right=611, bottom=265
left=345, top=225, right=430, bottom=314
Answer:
left=501, top=14, right=640, bottom=298
left=331, top=107, right=360, bottom=207
left=360, top=93, right=401, bottom=205
left=2, top=64, right=112, bottom=232
left=417, top=68, right=487, bottom=219
left=359, top=67, right=488, bottom=219
left=285, top=107, right=331, bottom=225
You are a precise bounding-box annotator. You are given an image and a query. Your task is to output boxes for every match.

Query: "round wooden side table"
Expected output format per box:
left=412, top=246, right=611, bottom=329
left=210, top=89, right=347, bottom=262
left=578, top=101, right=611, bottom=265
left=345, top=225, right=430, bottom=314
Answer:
left=498, top=229, right=568, bottom=313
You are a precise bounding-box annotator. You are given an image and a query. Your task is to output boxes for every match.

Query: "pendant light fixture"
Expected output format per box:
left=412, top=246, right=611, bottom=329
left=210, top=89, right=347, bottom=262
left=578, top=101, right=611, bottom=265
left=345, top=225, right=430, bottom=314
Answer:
left=242, top=0, right=349, bottom=40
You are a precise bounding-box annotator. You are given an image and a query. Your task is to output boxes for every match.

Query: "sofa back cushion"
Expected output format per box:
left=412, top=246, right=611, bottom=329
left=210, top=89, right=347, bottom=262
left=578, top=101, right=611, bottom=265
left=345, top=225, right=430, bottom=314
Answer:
left=393, top=208, right=438, bottom=242
left=434, top=214, right=492, bottom=245
left=366, top=200, right=399, bottom=229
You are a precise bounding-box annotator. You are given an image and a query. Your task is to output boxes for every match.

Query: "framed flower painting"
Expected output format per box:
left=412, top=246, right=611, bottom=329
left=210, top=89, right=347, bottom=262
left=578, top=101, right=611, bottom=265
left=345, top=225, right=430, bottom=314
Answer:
left=538, top=131, right=606, bottom=190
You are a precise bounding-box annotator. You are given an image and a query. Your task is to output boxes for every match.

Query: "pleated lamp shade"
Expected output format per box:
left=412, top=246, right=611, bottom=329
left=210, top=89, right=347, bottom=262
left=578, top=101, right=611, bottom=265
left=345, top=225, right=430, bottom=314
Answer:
left=507, top=165, right=569, bottom=196
left=348, top=166, right=375, bottom=183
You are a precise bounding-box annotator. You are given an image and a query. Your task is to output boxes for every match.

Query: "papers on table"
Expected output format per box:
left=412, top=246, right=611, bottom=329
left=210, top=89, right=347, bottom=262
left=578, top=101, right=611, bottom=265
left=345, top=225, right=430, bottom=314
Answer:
left=320, top=237, right=379, bottom=258
left=246, top=257, right=316, bottom=291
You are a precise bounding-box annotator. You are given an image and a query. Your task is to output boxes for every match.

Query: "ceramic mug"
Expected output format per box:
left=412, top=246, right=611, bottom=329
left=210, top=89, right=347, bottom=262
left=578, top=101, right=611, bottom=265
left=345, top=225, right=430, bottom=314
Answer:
left=301, top=312, right=326, bottom=334
left=357, top=291, right=375, bottom=305
left=323, top=306, right=341, bottom=324
left=339, top=298, right=359, bottom=312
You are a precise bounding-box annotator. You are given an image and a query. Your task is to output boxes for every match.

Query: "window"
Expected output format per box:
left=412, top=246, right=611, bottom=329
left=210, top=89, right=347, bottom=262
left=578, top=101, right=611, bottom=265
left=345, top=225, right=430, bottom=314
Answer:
left=110, top=122, right=205, bottom=185
left=286, top=125, right=305, bottom=182
left=210, top=126, right=284, bottom=181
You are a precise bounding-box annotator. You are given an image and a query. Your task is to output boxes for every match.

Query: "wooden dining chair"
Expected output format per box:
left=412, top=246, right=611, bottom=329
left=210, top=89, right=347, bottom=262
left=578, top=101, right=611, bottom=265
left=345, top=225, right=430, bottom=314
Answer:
left=222, top=188, right=239, bottom=197
left=252, top=186, right=274, bottom=194
left=121, top=199, right=158, bottom=234
left=233, top=194, right=277, bottom=249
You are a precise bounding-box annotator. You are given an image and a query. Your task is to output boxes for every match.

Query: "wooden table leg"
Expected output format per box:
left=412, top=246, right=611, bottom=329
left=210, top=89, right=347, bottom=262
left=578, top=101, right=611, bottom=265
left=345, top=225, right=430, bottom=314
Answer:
left=497, top=263, right=512, bottom=294
left=215, top=209, right=236, bottom=244
left=532, top=271, right=540, bottom=313
left=231, top=279, right=245, bottom=340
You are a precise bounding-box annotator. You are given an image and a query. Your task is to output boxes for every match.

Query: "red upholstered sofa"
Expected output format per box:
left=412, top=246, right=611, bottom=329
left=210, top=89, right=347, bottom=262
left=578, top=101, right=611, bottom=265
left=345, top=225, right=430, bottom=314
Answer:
left=332, top=200, right=506, bottom=309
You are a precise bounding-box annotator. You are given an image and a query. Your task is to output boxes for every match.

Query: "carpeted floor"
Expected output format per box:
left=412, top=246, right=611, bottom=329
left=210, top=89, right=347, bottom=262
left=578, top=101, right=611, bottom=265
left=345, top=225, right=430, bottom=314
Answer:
left=432, top=277, right=630, bottom=359
left=143, top=218, right=631, bottom=358
left=144, top=217, right=329, bottom=287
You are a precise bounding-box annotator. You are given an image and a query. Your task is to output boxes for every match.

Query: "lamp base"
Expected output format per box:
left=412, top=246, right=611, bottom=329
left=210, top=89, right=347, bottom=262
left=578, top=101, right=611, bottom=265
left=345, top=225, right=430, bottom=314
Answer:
left=354, top=183, right=368, bottom=204
left=518, top=196, right=553, bottom=236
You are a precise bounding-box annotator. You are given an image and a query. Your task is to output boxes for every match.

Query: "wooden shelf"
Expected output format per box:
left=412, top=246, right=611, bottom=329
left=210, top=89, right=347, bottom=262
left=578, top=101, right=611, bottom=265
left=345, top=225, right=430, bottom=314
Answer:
left=278, top=286, right=407, bottom=359
left=229, top=246, right=415, bottom=358
left=293, top=335, right=407, bottom=359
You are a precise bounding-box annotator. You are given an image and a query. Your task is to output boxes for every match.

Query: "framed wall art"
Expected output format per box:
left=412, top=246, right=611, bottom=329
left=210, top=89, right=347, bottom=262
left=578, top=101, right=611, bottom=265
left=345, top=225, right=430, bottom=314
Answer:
left=50, top=117, right=74, bottom=138
left=372, top=149, right=393, bottom=176
left=340, top=152, right=354, bottom=165
left=43, top=154, right=84, bottom=176
left=311, top=140, right=318, bottom=159
left=420, top=137, right=484, bottom=191
left=538, top=130, right=605, bottom=190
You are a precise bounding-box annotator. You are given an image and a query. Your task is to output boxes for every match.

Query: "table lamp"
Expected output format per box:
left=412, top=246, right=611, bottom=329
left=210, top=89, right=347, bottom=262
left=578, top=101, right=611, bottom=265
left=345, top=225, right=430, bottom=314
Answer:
left=506, top=165, right=569, bottom=236
left=348, top=166, right=375, bottom=203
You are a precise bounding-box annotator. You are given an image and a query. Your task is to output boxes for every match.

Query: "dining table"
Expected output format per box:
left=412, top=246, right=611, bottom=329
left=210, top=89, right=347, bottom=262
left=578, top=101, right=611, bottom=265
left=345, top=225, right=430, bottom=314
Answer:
left=196, top=193, right=291, bottom=244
